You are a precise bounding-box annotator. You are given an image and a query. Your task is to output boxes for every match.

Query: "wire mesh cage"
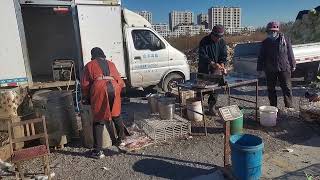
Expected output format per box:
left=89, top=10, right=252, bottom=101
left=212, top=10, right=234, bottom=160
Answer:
left=135, top=114, right=191, bottom=142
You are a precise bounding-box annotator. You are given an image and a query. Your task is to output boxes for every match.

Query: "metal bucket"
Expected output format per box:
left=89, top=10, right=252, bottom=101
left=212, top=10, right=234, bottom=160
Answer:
left=158, top=98, right=176, bottom=120
left=147, top=94, right=164, bottom=114
left=148, top=94, right=158, bottom=114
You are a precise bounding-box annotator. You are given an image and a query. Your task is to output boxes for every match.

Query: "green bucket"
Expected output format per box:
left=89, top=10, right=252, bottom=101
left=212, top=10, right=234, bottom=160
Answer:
left=230, top=110, right=244, bottom=135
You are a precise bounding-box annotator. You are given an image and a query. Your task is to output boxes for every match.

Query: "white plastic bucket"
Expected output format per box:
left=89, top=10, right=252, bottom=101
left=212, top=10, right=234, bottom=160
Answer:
left=259, top=106, right=278, bottom=127
left=187, top=99, right=203, bottom=122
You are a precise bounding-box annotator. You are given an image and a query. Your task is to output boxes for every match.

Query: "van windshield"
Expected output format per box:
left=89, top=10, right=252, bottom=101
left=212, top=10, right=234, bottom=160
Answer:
left=132, top=30, right=165, bottom=50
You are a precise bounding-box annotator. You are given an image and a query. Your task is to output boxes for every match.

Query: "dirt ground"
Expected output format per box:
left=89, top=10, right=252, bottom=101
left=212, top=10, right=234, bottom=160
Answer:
left=1, top=84, right=320, bottom=180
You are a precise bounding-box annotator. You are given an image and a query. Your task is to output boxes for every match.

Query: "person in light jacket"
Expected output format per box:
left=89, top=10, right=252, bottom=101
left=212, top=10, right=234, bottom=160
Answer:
left=257, top=21, right=296, bottom=109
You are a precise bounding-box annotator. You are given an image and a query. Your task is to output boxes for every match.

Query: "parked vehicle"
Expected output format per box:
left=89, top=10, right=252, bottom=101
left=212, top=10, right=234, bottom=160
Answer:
left=233, top=42, right=320, bottom=83
left=0, top=0, right=190, bottom=92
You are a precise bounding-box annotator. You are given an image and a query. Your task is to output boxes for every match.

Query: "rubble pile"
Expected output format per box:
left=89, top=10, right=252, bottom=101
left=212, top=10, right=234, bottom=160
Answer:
left=288, top=10, right=320, bottom=44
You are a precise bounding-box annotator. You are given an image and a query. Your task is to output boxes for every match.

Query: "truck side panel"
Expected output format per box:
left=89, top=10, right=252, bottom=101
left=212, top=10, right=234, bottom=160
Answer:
left=0, top=0, right=29, bottom=86
left=77, top=5, right=126, bottom=77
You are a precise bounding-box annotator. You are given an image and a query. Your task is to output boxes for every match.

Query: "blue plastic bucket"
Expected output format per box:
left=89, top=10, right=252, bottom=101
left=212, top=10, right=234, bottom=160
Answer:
left=230, top=134, right=264, bottom=180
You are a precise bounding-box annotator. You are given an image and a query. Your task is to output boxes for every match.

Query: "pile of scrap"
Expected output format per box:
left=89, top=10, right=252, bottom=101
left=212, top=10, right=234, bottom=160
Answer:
left=0, top=87, right=30, bottom=160
left=119, top=123, right=152, bottom=152
left=300, top=102, right=320, bottom=122
left=300, top=92, right=320, bottom=122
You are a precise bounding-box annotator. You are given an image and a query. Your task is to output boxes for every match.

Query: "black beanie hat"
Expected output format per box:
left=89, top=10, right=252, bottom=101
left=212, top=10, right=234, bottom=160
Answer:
left=91, top=47, right=106, bottom=60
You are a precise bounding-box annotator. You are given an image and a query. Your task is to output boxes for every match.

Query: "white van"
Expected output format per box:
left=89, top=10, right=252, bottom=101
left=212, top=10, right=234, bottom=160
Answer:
left=0, top=0, right=190, bottom=92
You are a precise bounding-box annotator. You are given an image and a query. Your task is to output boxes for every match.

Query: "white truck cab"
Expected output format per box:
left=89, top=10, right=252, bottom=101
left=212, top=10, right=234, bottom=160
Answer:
left=123, top=10, right=190, bottom=91
left=0, top=0, right=190, bottom=92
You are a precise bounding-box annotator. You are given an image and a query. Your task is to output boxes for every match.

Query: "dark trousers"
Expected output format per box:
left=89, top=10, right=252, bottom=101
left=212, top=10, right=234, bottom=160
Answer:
left=93, top=116, right=125, bottom=150
left=197, top=92, right=218, bottom=108
left=265, top=71, right=293, bottom=108
left=208, top=92, right=218, bottom=107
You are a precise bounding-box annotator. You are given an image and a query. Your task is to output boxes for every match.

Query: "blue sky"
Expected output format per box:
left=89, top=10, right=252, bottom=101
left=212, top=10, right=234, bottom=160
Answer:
left=122, top=0, right=319, bottom=28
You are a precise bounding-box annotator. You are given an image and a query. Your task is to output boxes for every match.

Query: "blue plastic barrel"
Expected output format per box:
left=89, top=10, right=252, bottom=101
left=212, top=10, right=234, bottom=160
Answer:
left=230, top=134, right=264, bottom=180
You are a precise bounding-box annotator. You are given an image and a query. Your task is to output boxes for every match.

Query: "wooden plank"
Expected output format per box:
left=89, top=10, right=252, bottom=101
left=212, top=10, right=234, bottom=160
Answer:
left=12, top=133, right=45, bottom=143
left=31, top=123, right=36, bottom=135
left=30, top=81, right=75, bottom=90
left=224, top=121, right=231, bottom=167
left=11, top=118, right=42, bottom=127
left=25, top=124, right=30, bottom=136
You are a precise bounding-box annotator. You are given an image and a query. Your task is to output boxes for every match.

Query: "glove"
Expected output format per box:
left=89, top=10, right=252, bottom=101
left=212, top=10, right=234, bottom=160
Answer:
left=292, top=67, right=296, bottom=72
left=210, top=61, right=221, bottom=70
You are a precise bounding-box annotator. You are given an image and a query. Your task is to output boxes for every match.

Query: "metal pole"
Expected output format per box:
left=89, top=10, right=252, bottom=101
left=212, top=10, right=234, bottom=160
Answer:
left=224, top=121, right=231, bottom=167
left=178, top=86, right=182, bottom=116
left=200, top=91, right=207, bottom=136
left=228, top=85, right=231, bottom=106
left=256, top=81, right=259, bottom=121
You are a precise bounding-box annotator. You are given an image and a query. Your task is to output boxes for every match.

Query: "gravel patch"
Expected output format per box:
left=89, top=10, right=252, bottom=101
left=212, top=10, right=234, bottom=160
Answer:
left=2, top=85, right=319, bottom=180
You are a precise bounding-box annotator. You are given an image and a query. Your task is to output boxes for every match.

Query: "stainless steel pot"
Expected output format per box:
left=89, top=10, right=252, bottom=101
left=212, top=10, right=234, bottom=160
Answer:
left=158, top=97, right=176, bottom=120
left=147, top=94, right=164, bottom=114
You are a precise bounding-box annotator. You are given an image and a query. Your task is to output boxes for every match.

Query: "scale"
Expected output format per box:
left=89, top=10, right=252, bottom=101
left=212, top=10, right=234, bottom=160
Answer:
left=218, top=105, right=243, bottom=173
left=219, top=105, right=242, bottom=122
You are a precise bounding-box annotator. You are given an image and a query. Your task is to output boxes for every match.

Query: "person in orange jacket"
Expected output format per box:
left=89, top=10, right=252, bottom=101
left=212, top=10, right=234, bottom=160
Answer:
left=81, top=47, right=125, bottom=159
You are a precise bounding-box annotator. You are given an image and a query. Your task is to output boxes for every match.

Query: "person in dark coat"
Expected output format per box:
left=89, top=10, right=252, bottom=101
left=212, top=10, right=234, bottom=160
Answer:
left=257, top=21, right=296, bottom=109
left=198, top=25, right=228, bottom=115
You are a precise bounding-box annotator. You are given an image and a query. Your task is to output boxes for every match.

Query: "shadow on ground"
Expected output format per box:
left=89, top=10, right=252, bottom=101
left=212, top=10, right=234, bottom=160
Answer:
left=244, top=112, right=320, bottom=147
left=132, top=158, right=217, bottom=180
left=273, top=163, right=320, bottom=180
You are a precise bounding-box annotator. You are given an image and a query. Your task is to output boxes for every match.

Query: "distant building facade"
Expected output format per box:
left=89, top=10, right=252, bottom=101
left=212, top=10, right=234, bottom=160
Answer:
left=169, top=25, right=210, bottom=38
left=152, top=23, right=170, bottom=38
left=197, top=13, right=209, bottom=28
left=138, top=11, right=152, bottom=23
left=208, top=7, right=241, bottom=30
left=225, top=26, right=256, bottom=35
left=169, top=11, right=194, bottom=31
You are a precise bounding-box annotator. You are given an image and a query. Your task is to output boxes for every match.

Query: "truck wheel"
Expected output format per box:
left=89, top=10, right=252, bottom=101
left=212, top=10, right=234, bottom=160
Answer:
left=162, top=73, right=184, bottom=92
left=304, top=70, right=316, bottom=84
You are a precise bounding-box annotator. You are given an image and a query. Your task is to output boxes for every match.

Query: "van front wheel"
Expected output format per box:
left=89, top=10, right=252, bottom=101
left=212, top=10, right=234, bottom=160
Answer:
left=162, top=73, right=184, bottom=92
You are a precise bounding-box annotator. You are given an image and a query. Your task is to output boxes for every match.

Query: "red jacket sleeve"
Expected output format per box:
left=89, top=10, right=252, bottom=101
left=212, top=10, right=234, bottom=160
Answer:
left=81, top=65, right=92, bottom=99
